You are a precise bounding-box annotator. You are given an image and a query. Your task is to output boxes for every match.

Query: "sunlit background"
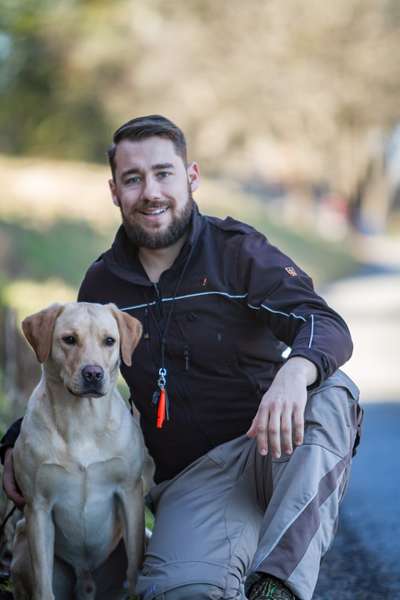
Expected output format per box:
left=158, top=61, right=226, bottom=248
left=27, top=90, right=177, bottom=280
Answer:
left=0, top=0, right=399, bottom=419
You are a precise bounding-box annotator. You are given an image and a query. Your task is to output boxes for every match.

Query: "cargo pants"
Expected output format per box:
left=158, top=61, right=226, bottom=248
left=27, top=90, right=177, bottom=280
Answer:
left=136, top=370, right=361, bottom=600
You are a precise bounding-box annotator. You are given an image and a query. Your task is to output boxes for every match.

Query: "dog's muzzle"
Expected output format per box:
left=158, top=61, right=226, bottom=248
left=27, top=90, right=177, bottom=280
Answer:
left=79, top=365, right=105, bottom=396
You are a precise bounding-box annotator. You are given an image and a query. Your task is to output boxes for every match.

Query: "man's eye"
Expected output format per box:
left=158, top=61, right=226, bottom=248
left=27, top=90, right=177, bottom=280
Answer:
left=125, top=176, right=141, bottom=185
left=104, top=337, right=116, bottom=346
left=156, top=171, right=171, bottom=179
left=62, top=335, right=76, bottom=345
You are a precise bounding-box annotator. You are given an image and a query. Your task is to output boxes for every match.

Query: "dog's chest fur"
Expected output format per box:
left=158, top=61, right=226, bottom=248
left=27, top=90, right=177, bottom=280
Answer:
left=15, top=406, right=142, bottom=570
left=37, top=456, right=130, bottom=568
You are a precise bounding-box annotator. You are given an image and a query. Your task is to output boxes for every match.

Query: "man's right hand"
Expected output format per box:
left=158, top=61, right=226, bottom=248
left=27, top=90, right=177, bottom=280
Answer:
left=3, top=448, right=25, bottom=509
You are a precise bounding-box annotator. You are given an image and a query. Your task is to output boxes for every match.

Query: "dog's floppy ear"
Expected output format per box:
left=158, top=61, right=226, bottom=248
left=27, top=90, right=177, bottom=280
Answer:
left=22, top=303, right=64, bottom=363
left=109, top=305, right=143, bottom=367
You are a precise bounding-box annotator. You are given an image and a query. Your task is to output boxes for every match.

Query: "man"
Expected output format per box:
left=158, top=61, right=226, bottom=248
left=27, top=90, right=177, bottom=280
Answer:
left=2, top=115, right=361, bottom=600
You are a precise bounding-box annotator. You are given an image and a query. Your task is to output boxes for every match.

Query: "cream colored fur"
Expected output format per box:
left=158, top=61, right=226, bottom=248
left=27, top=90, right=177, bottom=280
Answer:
left=11, top=302, right=144, bottom=600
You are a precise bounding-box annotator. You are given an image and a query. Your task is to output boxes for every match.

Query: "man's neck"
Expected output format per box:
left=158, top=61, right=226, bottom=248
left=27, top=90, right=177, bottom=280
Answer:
left=138, top=234, right=188, bottom=283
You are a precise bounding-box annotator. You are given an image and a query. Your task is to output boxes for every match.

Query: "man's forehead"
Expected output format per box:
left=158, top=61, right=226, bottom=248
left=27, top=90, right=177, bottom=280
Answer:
left=115, top=136, right=182, bottom=170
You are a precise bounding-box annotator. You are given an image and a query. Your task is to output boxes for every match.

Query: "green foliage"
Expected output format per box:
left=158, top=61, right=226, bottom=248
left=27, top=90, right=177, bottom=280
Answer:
left=145, top=507, right=154, bottom=531
left=0, top=218, right=112, bottom=289
left=0, top=578, right=13, bottom=596
left=1, top=0, right=400, bottom=195
left=0, top=0, right=111, bottom=161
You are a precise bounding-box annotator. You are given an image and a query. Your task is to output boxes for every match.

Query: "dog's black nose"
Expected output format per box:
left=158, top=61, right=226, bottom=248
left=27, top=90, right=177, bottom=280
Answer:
left=82, top=365, right=104, bottom=384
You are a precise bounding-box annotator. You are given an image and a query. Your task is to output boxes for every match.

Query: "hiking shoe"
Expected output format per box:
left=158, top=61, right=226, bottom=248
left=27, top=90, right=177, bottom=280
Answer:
left=247, top=573, right=298, bottom=600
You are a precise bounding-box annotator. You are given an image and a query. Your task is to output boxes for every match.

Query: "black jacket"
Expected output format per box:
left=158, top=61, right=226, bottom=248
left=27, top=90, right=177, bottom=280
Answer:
left=77, top=206, right=353, bottom=482
left=1, top=206, right=353, bottom=483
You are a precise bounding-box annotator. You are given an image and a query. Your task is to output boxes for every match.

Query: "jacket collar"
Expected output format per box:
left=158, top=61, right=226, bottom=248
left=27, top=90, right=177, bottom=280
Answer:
left=102, top=203, right=204, bottom=286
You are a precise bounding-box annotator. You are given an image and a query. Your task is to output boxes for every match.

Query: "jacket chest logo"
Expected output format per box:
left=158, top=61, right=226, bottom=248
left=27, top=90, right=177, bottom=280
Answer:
left=285, top=266, right=297, bottom=277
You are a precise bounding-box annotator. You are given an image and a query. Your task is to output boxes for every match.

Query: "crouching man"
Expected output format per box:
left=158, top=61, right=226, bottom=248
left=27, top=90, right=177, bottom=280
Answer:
left=2, top=115, right=362, bottom=600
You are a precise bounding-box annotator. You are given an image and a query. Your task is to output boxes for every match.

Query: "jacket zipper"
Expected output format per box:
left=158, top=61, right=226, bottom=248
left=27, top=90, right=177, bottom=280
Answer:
left=143, top=306, right=150, bottom=339
left=184, top=345, right=190, bottom=371
left=153, top=282, right=164, bottom=319
left=153, top=282, right=191, bottom=372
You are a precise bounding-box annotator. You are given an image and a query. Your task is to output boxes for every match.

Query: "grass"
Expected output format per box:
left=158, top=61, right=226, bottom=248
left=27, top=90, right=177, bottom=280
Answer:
left=0, top=218, right=112, bottom=290
left=0, top=215, right=113, bottom=319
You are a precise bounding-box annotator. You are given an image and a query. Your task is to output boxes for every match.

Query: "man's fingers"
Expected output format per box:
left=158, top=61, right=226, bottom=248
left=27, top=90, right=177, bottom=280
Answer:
left=3, top=472, right=25, bottom=509
left=281, top=409, right=293, bottom=455
left=246, top=417, right=257, bottom=438
left=253, top=404, right=269, bottom=455
left=293, top=407, right=305, bottom=446
left=268, top=408, right=281, bottom=458
left=5, top=481, right=25, bottom=509
left=3, top=449, right=25, bottom=509
left=250, top=392, right=306, bottom=457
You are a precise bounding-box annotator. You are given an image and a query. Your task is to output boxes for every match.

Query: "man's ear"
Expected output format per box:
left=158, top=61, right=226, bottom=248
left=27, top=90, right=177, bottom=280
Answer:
left=187, top=161, right=200, bottom=193
left=22, top=304, right=64, bottom=363
left=109, top=305, right=143, bottom=367
left=109, top=179, right=120, bottom=207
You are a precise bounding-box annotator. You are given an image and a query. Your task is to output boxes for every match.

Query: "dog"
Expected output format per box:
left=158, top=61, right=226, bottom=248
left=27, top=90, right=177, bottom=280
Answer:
left=10, top=302, right=144, bottom=600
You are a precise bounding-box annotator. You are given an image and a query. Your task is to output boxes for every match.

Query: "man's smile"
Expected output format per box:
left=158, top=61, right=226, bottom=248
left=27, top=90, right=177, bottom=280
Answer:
left=137, top=205, right=170, bottom=225
left=139, top=207, right=169, bottom=216
left=140, top=208, right=167, bottom=215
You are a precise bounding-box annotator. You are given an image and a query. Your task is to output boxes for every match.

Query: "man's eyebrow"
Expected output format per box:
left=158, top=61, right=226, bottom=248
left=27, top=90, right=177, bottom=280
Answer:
left=120, top=163, right=175, bottom=178
left=151, top=163, right=175, bottom=170
left=121, top=167, right=141, bottom=178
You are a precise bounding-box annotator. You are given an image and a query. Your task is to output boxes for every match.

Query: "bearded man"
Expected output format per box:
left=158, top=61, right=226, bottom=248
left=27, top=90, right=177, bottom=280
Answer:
left=2, top=115, right=362, bottom=600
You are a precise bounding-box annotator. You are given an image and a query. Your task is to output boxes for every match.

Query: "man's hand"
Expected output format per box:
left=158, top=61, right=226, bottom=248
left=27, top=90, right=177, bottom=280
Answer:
left=3, top=448, right=25, bottom=509
left=246, top=357, right=318, bottom=458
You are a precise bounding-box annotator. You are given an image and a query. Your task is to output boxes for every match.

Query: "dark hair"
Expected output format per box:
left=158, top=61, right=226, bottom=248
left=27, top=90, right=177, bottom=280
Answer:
left=107, top=115, right=187, bottom=180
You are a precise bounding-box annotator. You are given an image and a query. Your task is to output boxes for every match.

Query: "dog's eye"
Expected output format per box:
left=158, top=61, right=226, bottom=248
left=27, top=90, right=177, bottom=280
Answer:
left=62, top=335, right=76, bottom=345
left=104, top=337, right=116, bottom=346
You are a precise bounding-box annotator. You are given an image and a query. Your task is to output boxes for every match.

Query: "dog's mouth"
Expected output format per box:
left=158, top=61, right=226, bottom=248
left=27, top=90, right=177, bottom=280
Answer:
left=67, top=387, right=106, bottom=398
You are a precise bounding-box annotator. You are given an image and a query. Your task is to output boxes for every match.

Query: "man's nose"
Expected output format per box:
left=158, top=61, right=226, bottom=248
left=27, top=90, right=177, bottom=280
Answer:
left=142, top=175, right=161, bottom=200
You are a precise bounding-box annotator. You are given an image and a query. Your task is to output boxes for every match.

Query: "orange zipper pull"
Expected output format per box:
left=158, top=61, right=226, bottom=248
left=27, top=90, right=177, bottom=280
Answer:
left=156, top=388, right=166, bottom=429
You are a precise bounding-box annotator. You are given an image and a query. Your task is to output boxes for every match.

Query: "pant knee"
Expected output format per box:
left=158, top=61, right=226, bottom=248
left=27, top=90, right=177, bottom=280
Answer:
left=159, top=583, right=222, bottom=599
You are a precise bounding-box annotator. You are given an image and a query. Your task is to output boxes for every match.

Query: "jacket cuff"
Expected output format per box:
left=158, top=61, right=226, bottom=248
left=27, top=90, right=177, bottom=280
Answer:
left=287, top=349, right=330, bottom=390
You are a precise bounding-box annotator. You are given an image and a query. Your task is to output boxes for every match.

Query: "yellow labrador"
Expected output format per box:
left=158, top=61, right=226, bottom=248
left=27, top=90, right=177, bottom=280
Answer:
left=11, top=302, right=144, bottom=600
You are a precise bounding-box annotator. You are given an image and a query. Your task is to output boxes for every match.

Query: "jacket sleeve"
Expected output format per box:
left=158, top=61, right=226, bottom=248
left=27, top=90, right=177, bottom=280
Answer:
left=0, top=418, right=23, bottom=464
left=238, top=232, right=353, bottom=385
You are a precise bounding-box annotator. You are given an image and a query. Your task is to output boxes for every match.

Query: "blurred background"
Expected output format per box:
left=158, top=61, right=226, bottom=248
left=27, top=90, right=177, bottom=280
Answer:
left=0, top=1, right=399, bottom=595
left=2, top=0, right=399, bottom=413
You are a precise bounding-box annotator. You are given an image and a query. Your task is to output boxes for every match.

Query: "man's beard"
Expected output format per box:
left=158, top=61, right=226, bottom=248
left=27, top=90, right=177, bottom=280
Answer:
left=120, top=189, right=194, bottom=250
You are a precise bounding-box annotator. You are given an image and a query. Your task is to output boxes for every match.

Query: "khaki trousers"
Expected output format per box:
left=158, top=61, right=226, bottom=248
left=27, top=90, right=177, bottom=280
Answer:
left=137, top=371, right=360, bottom=600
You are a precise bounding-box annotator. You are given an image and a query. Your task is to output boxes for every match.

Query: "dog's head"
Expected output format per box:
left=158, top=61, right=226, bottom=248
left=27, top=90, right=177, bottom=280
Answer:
left=22, top=302, right=142, bottom=398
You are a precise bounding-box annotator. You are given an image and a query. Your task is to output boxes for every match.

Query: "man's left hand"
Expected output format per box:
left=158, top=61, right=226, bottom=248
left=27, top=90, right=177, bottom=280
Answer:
left=246, top=357, right=318, bottom=458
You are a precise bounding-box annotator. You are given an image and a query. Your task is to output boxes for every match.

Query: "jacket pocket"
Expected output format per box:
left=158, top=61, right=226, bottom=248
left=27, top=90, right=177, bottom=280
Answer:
left=304, top=374, right=360, bottom=458
left=170, top=310, right=238, bottom=377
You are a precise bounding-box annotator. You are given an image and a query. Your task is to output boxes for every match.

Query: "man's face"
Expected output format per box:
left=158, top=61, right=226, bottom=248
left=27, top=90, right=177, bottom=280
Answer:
left=109, top=136, right=200, bottom=249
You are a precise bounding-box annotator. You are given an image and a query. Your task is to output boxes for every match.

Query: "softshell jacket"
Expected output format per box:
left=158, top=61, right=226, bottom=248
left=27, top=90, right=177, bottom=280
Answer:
left=75, top=205, right=353, bottom=483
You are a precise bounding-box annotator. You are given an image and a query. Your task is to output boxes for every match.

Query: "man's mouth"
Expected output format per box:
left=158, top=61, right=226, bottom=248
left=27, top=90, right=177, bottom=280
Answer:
left=139, top=207, right=169, bottom=217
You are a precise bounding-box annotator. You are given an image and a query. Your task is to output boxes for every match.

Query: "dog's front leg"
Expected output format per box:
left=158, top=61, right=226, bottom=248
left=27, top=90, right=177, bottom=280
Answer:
left=25, top=503, right=55, bottom=600
left=118, top=479, right=144, bottom=595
